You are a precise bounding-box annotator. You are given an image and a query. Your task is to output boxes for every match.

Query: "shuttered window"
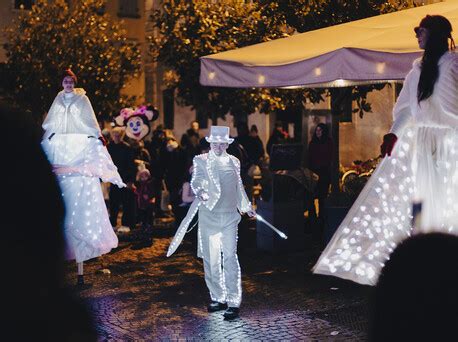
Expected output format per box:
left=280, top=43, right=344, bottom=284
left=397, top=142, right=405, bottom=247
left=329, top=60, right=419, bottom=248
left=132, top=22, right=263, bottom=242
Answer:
left=118, top=0, right=139, bottom=18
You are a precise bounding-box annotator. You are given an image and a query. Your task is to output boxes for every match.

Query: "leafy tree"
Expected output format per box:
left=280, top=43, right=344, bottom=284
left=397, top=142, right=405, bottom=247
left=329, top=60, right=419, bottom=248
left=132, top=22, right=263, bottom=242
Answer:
left=150, top=0, right=297, bottom=125
left=273, top=0, right=414, bottom=33
left=271, top=0, right=415, bottom=118
left=3, top=0, right=142, bottom=119
left=150, top=0, right=414, bottom=122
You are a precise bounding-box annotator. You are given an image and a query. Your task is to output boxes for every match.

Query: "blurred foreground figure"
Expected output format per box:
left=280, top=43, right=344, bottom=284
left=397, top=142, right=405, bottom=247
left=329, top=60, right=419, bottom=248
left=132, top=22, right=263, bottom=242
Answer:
left=314, top=15, right=458, bottom=285
left=167, top=126, right=256, bottom=320
left=41, top=69, right=125, bottom=286
left=1, top=102, right=97, bottom=341
left=370, top=233, right=458, bottom=341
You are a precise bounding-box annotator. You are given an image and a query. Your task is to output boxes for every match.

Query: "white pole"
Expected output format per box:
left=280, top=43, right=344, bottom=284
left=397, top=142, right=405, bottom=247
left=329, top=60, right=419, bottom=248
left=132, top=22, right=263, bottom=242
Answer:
left=256, top=214, right=288, bottom=239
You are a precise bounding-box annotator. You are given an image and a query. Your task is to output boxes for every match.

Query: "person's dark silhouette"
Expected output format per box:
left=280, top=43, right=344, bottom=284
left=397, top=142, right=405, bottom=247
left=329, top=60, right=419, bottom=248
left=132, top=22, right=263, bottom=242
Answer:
left=266, top=121, right=289, bottom=157
left=308, top=123, right=333, bottom=220
left=1, top=102, right=97, bottom=341
left=370, top=233, right=458, bottom=342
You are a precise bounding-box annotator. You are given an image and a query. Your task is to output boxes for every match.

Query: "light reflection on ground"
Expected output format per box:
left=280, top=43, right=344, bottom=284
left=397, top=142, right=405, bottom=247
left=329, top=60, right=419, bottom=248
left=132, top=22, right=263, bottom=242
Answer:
left=65, top=219, right=370, bottom=340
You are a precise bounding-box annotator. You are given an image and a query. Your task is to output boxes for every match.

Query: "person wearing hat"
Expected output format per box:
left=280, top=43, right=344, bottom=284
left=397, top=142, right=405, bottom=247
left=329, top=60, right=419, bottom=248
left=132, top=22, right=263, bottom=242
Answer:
left=314, top=15, right=458, bottom=286
left=167, top=125, right=256, bottom=320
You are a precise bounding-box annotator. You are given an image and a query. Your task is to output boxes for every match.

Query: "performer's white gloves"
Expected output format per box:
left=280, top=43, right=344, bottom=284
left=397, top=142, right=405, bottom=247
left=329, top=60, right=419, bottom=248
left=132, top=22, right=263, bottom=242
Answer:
left=197, top=190, right=209, bottom=201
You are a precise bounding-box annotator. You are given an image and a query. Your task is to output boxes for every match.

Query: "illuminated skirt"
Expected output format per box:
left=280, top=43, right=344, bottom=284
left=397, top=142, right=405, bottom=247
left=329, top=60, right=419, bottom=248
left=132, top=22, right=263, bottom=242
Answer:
left=313, top=125, right=458, bottom=285
left=42, top=134, right=125, bottom=263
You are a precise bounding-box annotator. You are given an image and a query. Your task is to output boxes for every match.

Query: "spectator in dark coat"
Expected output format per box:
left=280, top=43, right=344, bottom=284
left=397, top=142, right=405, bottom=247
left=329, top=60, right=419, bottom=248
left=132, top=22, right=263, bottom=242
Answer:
left=266, top=121, right=289, bottom=157
left=107, top=127, right=137, bottom=229
left=308, top=123, right=333, bottom=218
left=145, top=126, right=167, bottom=217
left=133, top=169, right=155, bottom=247
left=181, top=122, right=202, bottom=167
left=2, top=102, right=97, bottom=341
left=249, top=124, right=265, bottom=165
left=181, top=121, right=201, bottom=149
left=236, top=123, right=259, bottom=165
left=162, top=136, right=188, bottom=217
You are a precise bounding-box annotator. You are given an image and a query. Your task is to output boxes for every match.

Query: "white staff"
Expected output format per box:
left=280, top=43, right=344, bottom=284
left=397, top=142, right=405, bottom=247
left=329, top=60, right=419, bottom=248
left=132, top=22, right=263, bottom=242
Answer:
left=256, top=214, right=288, bottom=239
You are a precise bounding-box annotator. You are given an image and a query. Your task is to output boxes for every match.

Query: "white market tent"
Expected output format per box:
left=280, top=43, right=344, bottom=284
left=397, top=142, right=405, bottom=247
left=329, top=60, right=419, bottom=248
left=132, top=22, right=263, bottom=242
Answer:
left=200, top=0, right=458, bottom=88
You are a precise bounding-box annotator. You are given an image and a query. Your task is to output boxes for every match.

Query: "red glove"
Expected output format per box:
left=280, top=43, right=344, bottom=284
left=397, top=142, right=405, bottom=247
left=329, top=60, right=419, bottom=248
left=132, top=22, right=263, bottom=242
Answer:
left=380, top=133, right=398, bottom=157
left=98, top=136, right=108, bottom=146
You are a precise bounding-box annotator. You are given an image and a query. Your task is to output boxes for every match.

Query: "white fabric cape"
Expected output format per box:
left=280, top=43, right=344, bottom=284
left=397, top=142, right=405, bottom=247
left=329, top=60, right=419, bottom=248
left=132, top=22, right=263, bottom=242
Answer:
left=313, top=52, right=458, bottom=285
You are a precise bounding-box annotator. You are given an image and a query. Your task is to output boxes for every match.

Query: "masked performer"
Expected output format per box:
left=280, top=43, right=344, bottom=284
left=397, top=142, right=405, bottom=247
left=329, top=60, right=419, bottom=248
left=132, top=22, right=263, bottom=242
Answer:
left=167, top=126, right=256, bottom=320
left=314, top=15, right=458, bottom=286
left=41, top=69, right=125, bottom=286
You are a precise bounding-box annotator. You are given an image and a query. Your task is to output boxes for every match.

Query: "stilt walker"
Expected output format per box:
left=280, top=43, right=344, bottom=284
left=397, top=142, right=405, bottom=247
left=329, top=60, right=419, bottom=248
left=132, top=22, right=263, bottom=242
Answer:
left=167, top=126, right=256, bottom=320
left=41, top=69, right=125, bottom=286
left=314, top=15, right=458, bottom=286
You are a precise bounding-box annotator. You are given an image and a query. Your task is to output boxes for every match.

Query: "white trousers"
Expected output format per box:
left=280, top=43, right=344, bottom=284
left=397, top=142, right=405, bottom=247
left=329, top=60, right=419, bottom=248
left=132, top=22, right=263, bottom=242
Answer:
left=198, top=209, right=242, bottom=307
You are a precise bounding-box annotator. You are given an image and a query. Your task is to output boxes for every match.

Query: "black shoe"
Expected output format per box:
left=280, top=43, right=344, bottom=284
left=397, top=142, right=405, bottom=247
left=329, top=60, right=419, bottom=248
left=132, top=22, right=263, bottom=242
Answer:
left=223, top=307, right=240, bottom=320
left=207, top=301, right=228, bottom=312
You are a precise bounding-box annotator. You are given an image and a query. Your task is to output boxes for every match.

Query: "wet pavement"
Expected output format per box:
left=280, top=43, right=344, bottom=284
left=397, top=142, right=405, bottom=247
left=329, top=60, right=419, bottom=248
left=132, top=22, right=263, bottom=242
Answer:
left=64, top=217, right=373, bottom=341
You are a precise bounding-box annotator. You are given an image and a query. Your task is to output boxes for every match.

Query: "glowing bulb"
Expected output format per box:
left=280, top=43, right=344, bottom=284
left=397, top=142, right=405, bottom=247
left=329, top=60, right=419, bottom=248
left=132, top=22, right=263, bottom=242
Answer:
left=376, top=62, right=385, bottom=74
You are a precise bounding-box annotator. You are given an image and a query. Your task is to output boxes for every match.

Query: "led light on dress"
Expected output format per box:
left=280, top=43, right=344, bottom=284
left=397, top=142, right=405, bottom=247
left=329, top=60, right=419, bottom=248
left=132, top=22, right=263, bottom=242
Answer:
left=41, top=88, right=125, bottom=263
left=313, top=52, right=458, bottom=286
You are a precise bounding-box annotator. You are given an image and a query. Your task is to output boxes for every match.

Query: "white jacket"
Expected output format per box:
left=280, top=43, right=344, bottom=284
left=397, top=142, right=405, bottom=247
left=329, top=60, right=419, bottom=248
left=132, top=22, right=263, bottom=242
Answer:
left=167, top=151, right=252, bottom=257
left=191, top=151, right=252, bottom=213
left=42, top=88, right=101, bottom=139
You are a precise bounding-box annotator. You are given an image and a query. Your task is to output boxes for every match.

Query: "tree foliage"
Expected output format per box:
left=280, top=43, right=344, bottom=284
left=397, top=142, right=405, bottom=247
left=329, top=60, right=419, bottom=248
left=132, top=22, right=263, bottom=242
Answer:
left=273, top=0, right=415, bottom=118
left=3, top=0, right=142, bottom=118
left=150, top=0, right=414, bottom=122
left=273, top=0, right=414, bottom=33
left=150, top=0, right=294, bottom=123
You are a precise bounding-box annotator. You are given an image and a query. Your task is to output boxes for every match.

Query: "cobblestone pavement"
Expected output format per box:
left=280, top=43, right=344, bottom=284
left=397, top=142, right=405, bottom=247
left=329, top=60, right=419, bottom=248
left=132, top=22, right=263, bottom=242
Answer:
left=65, top=218, right=373, bottom=341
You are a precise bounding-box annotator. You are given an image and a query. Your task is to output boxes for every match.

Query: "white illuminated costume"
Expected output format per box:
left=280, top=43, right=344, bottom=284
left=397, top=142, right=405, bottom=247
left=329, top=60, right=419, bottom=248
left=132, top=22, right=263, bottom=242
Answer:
left=314, top=52, right=458, bottom=285
left=167, top=127, right=252, bottom=308
left=41, top=89, right=125, bottom=263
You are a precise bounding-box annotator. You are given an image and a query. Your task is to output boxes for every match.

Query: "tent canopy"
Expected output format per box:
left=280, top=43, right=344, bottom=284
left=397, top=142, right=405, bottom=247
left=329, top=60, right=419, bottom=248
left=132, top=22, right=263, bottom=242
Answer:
left=200, top=0, right=458, bottom=88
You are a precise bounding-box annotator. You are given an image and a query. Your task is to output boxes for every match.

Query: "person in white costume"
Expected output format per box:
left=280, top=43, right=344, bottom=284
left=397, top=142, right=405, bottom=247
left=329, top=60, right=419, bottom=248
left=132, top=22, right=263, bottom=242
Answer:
left=314, top=15, right=458, bottom=286
left=41, top=69, right=125, bottom=286
left=167, top=126, right=256, bottom=320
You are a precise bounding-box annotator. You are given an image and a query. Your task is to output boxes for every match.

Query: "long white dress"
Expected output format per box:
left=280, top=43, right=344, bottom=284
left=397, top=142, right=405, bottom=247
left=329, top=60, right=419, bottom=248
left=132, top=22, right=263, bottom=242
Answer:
left=313, top=52, right=458, bottom=286
left=41, top=89, right=125, bottom=263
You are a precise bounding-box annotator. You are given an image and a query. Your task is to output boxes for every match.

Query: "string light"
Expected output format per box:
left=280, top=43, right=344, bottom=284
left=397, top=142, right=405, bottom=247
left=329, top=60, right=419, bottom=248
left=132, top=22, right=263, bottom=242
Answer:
left=376, top=62, right=385, bottom=74
left=41, top=132, right=124, bottom=263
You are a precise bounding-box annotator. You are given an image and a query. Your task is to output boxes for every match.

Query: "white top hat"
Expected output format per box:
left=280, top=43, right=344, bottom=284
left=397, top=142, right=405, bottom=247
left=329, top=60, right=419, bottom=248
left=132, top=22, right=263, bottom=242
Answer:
left=205, top=126, right=234, bottom=144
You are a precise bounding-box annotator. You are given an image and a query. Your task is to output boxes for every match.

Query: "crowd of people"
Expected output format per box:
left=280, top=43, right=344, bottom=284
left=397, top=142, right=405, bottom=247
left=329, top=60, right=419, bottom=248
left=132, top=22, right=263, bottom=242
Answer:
left=103, top=120, right=274, bottom=247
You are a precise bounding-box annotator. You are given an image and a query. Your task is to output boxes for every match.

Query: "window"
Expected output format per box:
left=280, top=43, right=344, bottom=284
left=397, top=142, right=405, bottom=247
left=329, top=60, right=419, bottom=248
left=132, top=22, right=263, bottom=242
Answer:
left=14, top=0, right=34, bottom=10
left=118, top=0, right=139, bottom=18
left=340, top=97, right=353, bottom=123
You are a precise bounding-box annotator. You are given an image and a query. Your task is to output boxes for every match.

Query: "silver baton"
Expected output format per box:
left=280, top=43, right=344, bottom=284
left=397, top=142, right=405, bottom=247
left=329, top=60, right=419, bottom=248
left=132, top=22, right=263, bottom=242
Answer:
left=255, top=214, right=288, bottom=239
